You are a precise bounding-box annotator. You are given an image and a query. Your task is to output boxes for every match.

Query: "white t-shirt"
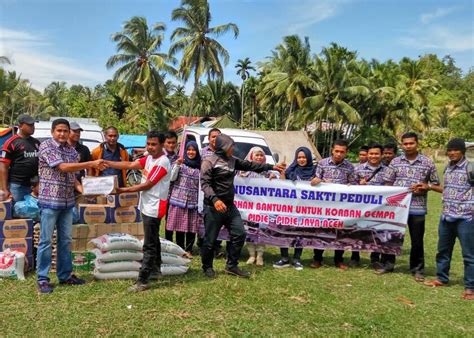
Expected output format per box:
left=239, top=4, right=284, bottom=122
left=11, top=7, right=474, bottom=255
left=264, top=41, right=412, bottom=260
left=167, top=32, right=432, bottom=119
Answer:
left=137, top=153, right=171, bottom=219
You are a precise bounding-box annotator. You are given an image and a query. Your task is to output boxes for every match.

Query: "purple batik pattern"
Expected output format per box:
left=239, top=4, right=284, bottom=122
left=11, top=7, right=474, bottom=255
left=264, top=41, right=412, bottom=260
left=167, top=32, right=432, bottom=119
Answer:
left=354, top=163, right=387, bottom=186
left=442, top=158, right=473, bottom=220
left=315, top=157, right=356, bottom=184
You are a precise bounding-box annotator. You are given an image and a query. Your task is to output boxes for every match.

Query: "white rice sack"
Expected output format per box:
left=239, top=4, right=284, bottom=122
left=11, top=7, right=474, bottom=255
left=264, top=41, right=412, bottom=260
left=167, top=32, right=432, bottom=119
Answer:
left=161, top=252, right=191, bottom=266
left=89, top=233, right=142, bottom=251
left=161, top=264, right=189, bottom=276
left=160, top=238, right=186, bottom=256
left=0, top=250, right=25, bottom=280
left=93, top=270, right=139, bottom=280
left=89, top=248, right=143, bottom=262
left=94, top=260, right=141, bottom=273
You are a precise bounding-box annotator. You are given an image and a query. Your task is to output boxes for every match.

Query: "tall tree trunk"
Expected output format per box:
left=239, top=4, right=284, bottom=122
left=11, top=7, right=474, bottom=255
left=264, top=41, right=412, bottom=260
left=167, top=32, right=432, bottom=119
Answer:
left=285, top=100, right=294, bottom=131
left=144, top=90, right=152, bottom=131
left=188, top=71, right=200, bottom=117
left=240, top=82, right=245, bottom=127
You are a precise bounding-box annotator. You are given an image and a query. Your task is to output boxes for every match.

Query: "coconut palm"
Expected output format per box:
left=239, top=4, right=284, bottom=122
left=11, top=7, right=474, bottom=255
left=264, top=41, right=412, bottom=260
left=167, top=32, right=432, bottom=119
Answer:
left=106, top=16, right=176, bottom=130
left=0, top=56, right=11, bottom=65
left=170, top=0, right=239, bottom=116
left=235, top=57, right=256, bottom=126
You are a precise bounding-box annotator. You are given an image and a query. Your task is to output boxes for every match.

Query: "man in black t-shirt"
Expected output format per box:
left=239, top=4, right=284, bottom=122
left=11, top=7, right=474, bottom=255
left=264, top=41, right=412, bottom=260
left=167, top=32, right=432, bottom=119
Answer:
left=67, top=121, right=91, bottom=180
left=0, top=114, right=40, bottom=203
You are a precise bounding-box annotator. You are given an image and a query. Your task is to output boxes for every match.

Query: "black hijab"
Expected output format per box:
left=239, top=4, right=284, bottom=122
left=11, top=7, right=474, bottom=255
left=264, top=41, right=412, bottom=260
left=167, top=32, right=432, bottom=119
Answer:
left=285, top=147, right=315, bottom=181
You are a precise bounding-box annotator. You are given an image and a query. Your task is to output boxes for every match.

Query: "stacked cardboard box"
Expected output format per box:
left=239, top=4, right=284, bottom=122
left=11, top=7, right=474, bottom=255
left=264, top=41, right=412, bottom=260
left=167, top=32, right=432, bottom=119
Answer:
left=0, top=200, right=34, bottom=271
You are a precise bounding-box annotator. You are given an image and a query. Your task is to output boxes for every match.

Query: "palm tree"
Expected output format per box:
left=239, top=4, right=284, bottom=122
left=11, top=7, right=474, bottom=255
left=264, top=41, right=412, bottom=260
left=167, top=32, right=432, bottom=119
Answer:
left=170, top=0, right=239, bottom=116
left=106, top=16, right=176, bottom=130
left=0, top=56, right=11, bottom=65
left=235, top=57, right=255, bottom=126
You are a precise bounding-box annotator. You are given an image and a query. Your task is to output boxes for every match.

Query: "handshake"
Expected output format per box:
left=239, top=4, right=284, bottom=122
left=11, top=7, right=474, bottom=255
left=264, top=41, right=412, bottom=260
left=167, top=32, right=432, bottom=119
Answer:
left=89, top=159, right=109, bottom=171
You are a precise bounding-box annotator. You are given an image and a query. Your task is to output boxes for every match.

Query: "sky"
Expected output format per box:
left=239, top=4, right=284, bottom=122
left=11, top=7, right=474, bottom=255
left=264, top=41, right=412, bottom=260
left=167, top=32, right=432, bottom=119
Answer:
left=0, top=0, right=473, bottom=91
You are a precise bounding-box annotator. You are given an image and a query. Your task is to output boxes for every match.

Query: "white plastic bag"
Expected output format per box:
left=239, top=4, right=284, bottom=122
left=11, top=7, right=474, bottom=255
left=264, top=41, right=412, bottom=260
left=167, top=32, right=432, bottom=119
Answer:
left=93, top=270, right=139, bottom=280
left=0, top=250, right=25, bottom=280
left=89, top=233, right=142, bottom=251
left=160, top=238, right=186, bottom=256
left=161, top=252, right=191, bottom=266
left=161, top=264, right=189, bottom=276
left=94, top=260, right=141, bottom=273
left=89, top=248, right=143, bottom=262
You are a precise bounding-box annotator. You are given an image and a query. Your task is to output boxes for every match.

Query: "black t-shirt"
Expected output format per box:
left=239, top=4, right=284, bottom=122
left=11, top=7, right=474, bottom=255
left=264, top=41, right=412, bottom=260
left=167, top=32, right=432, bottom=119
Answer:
left=0, top=135, right=40, bottom=186
left=74, top=142, right=91, bottom=181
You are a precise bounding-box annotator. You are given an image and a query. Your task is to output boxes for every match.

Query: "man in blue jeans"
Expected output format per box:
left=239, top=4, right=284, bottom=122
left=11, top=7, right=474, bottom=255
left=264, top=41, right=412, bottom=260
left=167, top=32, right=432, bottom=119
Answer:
left=425, top=138, right=474, bottom=300
left=36, top=119, right=105, bottom=294
left=0, top=114, right=40, bottom=208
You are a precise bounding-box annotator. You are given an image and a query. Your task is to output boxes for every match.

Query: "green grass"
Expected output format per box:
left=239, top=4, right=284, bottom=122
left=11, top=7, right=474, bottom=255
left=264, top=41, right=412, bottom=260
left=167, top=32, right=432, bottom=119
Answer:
left=2, top=169, right=472, bottom=336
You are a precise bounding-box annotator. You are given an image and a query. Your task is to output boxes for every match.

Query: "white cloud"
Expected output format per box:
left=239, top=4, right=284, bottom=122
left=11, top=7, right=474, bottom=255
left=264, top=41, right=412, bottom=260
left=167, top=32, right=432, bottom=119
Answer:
left=0, top=27, right=108, bottom=90
left=286, top=0, right=348, bottom=33
left=420, top=7, right=458, bottom=24
left=399, top=26, right=473, bottom=52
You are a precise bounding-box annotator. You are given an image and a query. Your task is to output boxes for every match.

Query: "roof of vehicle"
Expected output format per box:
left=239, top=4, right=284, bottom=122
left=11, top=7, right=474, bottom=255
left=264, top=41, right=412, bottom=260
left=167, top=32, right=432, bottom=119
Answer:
left=184, top=126, right=266, bottom=139
left=35, top=120, right=103, bottom=131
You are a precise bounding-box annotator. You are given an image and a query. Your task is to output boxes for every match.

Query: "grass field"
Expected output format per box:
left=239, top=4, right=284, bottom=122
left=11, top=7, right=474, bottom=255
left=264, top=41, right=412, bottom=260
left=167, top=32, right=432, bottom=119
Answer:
left=1, top=174, right=472, bottom=336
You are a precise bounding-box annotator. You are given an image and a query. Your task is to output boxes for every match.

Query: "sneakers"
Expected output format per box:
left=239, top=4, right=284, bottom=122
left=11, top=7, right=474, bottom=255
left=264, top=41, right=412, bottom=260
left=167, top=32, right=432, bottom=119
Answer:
left=224, top=267, right=251, bottom=278
left=204, top=268, right=216, bottom=278
left=273, top=258, right=291, bottom=269
left=424, top=279, right=448, bottom=287
left=37, top=281, right=54, bottom=294
left=59, top=274, right=86, bottom=286
left=292, top=260, right=304, bottom=271
left=128, top=282, right=149, bottom=293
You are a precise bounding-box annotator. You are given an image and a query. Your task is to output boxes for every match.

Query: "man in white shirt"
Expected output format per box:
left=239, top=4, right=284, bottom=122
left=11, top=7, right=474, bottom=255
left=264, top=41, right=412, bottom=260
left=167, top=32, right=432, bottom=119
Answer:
left=105, top=130, right=171, bottom=292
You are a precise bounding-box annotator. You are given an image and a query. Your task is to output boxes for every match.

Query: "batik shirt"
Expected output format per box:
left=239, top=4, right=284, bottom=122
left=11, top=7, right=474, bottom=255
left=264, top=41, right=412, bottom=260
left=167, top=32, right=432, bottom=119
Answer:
left=38, top=138, right=79, bottom=209
left=384, top=153, right=440, bottom=215
left=315, top=157, right=356, bottom=184
left=354, top=163, right=387, bottom=186
left=442, top=157, right=473, bottom=220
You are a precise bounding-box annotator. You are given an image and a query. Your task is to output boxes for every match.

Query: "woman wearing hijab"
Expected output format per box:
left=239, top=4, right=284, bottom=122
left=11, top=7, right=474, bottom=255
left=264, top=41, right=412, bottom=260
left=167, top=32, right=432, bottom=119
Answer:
left=166, top=141, right=202, bottom=257
left=239, top=147, right=276, bottom=266
left=273, top=147, right=316, bottom=270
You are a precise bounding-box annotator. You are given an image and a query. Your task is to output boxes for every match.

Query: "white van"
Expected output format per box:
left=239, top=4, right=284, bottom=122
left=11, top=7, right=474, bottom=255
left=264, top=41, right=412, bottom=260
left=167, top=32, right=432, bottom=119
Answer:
left=33, top=118, right=104, bottom=150
left=182, top=126, right=277, bottom=164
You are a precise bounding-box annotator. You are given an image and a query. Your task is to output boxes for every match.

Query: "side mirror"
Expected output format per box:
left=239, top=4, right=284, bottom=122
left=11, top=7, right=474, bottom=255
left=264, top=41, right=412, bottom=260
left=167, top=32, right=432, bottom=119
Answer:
left=272, top=152, right=279, bottom=163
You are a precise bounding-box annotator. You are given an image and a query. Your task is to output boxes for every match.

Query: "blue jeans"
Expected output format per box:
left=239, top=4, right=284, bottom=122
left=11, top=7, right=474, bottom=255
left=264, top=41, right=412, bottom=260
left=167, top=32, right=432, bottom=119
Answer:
left=436, top=217, right=474, bottom=290
left=9, top=182, right=31, bottom=203
left=36, top=208, right=73, bottom=282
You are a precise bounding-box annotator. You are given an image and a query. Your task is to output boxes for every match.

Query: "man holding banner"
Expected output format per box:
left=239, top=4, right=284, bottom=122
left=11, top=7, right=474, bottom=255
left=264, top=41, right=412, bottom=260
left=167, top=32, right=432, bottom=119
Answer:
left=310, top=139, right=356, bottom=270
left=383, top=132, right=442, bottom=280
left=200, top=134, right=284, bottom=278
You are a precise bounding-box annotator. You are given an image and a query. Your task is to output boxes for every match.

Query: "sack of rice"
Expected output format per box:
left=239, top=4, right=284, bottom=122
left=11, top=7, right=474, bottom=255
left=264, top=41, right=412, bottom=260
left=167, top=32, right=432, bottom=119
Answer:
left=93, top=270, right=139, bottom=280
left=0, top=250, right=26, bottom=280
left=161, top=252, right=191, bottom=266
left=161, top=264, right=189, bottom=276
left=89, top=233, right=142, bottom=251
left=89, top=248, right=143, bottom=262
left=160, top=238, right=186, bottom=256
left=94, top=260, right=141, bottom=273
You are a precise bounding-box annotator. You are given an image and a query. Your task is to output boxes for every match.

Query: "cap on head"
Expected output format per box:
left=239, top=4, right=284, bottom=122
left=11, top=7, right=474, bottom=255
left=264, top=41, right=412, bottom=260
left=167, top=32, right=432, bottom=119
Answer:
left=69, top=121, right=83, bottom=131
left=447, top=138, right=466, bottom=153
left=17, top=114, right=35, bottom=125
left=215, top=134, right=235, bottom=152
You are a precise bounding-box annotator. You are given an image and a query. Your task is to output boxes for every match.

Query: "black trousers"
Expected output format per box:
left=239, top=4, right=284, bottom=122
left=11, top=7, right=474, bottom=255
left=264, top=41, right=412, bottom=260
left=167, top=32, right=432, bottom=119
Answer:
left=201, top=204, right=246, bottom=270
left=370, top=252, right=396, bottom=265
left=139, top=214, right=161, bottom=284
left=313, top=249, right=344, bottom=264
left=281, top=248, right=303, bottom=260
left=166, top=230, right=196, bottom=253
left=408, top=215, right=425, bottom=274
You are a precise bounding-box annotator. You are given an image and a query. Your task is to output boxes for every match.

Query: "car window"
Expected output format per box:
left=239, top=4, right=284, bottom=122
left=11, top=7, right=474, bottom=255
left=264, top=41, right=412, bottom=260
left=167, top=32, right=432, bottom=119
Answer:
left=201, top=141, right=272, bottom=160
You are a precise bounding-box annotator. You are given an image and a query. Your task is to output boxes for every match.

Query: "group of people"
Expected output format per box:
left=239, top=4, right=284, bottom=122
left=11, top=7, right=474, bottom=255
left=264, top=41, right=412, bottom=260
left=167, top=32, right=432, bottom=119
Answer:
left=0, top=115, right=471, bottom=300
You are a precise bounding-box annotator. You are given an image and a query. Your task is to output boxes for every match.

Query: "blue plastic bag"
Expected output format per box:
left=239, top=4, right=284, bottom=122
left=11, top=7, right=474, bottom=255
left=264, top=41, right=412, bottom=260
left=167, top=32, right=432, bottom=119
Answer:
left=14, top=194, right=40, bottom=220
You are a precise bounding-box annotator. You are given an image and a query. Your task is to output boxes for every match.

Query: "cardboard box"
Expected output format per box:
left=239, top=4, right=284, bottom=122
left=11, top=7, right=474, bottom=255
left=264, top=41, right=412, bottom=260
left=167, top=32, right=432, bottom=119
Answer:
left=111, top=206, right=141, bottom=223
left=87, top=223, right=109, bottom=238
left=0, top=237, right=33, bottom=257
left=71, top=238, right=88, bottom=251
left=0, top=199, right=12, bottom=221
left=106, top=192, right=140, bottom=208
left=72, top=224, right=90, bottom=239
left=78, top=204, right=112, bottom=224
left=0, top=219, right=33, bottom=238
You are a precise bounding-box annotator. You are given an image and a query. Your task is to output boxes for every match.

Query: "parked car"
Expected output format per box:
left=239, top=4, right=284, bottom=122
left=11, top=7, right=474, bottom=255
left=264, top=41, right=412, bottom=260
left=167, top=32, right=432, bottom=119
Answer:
left=33, top=118, right=104, bottom=151
left=181, top=126, right=278, bottom=164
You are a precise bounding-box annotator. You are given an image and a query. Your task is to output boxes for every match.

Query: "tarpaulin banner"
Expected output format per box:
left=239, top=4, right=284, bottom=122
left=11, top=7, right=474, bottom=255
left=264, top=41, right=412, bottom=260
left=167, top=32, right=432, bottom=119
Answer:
left=201, top=177, right=412, bottom=255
